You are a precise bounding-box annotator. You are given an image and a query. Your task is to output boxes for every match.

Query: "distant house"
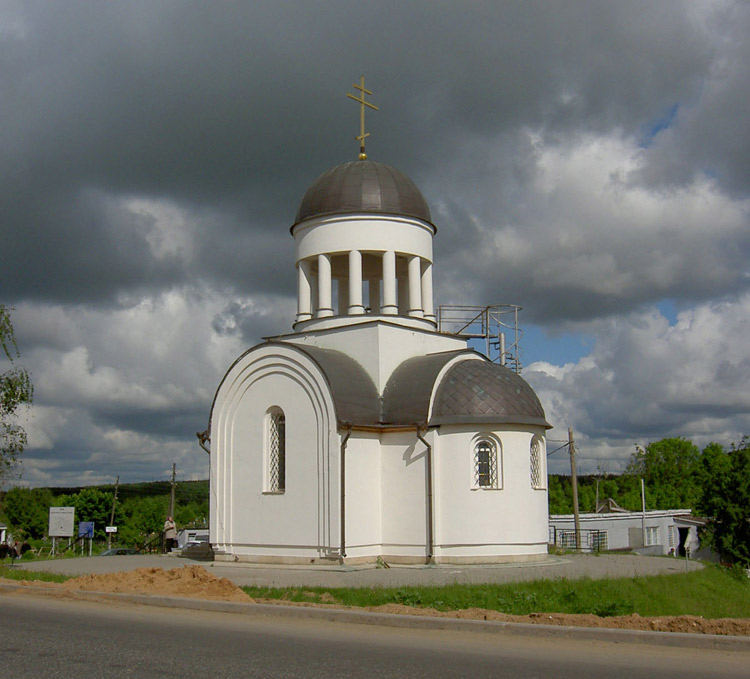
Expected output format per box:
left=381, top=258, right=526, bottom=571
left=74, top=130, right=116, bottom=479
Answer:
left=0, top=523, right=6, bottom=544
left=549, top=508, right=715, bottom=560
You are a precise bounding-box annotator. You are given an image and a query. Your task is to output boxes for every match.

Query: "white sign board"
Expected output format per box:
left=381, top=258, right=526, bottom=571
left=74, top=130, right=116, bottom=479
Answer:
left=49, top=507, right=75, bottom=537
left=105, top=526, right=117, bottom=533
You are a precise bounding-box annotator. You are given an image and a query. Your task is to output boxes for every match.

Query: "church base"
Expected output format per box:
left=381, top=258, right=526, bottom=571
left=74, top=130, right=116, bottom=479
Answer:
left=212, top=551, right=550, bottom=566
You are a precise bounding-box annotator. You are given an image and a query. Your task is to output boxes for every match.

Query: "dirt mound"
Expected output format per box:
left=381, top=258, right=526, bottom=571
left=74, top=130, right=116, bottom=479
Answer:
left=61, top=566, right=253, bottom=603
left=365, top=604, right=750, bottom=635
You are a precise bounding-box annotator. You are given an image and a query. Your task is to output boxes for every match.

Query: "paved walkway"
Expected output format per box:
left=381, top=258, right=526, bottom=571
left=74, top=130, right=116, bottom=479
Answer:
left=14, top=552, right=702, bottom=588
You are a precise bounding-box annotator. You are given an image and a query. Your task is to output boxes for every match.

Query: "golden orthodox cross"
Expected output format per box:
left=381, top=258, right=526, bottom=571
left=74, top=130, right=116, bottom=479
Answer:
left=346, top=76, right=378, bottom=160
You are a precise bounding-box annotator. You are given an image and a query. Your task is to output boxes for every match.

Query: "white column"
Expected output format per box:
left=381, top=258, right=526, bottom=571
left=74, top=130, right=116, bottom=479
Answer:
left=296, top=259, right=312, bottom=322
left=421, top=261, right=434, bottom=322
left=348, top=250, right=364, bottom=315
left=408, top=255, right=423, bottom=317
left=317, top=254, right=333, bottom=318
left=381, top=250, right=397, bottom=315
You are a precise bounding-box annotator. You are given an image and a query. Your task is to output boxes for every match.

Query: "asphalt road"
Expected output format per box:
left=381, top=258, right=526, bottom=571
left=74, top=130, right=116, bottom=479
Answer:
left=1, top=594, right=746, bottom=679
left=15, top=552, right=703, bottom=588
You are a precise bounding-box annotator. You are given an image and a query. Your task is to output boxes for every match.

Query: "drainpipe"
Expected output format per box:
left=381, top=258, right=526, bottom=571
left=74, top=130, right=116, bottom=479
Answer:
left=416, top=426, right=434, bottom=563
left=340, top=425, right=352, bottom=561
left=196, top=430, right=210, bottom=455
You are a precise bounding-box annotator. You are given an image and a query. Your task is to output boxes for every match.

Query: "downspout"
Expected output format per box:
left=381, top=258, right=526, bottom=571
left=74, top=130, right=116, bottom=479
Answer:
left=416, top=426, right=434, bottom=563
left=196, top=429, right=210, bottom=455
left=340, top=425, right=352, bottom=562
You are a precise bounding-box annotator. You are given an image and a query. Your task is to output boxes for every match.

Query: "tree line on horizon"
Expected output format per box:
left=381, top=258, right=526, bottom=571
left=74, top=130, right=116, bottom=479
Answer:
left=1, top=437, right=748, bottom=565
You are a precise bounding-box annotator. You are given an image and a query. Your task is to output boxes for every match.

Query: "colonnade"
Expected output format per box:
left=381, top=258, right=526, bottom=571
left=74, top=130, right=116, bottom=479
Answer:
left=296, top=250, right=434, bottom=323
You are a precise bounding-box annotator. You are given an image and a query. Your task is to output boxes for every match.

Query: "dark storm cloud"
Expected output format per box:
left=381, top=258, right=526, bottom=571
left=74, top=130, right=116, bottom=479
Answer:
left=3, top=1, right=748, bottom=485
left=2, top=1, right=730, bottom=312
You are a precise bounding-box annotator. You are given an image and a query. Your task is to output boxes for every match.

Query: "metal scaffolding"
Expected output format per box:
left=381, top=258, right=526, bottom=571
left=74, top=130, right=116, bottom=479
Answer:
left=436, top=304, right=522, bottom=373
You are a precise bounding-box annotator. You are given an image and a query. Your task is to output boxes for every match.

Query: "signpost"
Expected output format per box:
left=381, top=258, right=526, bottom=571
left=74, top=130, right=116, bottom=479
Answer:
left=48, top=507, right=75, bottom=557
left=78, top=521, right=94, bottom=556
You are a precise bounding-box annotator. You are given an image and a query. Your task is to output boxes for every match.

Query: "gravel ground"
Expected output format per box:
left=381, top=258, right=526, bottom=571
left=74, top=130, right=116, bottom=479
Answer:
left=13, top=552, right=703, bottom=588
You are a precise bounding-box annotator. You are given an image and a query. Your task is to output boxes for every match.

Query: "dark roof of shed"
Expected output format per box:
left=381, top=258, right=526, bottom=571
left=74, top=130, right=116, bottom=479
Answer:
left=293, top=160, right=433, bottom=227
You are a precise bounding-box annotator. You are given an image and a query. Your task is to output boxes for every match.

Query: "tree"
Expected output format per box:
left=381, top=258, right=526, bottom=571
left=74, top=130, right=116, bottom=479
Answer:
left=699, top=438, right=750, bottom=565
left=625, top=438, right=701, bottom=509
left=57, top=488, right=118, bottom=541
left=2, top=487, right=53, bottom=539
left=0, top=305, right=33, bottom=479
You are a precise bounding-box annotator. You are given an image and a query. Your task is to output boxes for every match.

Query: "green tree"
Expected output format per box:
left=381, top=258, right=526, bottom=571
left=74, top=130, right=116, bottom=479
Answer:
left=699, top=438, right=750, bottom=565
left=0, top=306, right=33, bottom=479
left=3, top=487, right=53, bottom=539
left=58, top=488, right=117, bottom=541
left=626, top=438, right=701, bottom=508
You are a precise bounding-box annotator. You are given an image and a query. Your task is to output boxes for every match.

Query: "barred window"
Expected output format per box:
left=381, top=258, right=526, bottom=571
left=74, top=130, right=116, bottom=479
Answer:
left=589, top=530, right=608, bottom=552
left=474, top=439, right=498, bottom=488
left=268, top=409, right=285, bottom=492
left=530, top=435, right=545, bottom=489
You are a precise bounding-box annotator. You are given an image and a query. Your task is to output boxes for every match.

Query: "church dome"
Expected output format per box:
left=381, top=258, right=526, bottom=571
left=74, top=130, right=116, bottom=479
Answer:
left=294, top=160, right=432, bottom=226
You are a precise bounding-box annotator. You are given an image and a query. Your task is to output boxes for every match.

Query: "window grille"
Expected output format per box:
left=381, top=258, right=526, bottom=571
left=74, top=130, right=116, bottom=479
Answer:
left=589, top=530, right=608, bottom=552
left=560, top=531, right=577, bottom=549
left=645, top=526, right=658, bottom=547
left=530, top=436, right=544, bottom=489
left=668, top=525, right=676, bottom=549
left=474, top=439, right=498, bottom=488
left=269, top=410, right=285, bottom=492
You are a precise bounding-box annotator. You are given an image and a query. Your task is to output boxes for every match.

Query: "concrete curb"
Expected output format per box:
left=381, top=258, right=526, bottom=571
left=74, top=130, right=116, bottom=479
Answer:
left=1, top=582, right=748, bottom=652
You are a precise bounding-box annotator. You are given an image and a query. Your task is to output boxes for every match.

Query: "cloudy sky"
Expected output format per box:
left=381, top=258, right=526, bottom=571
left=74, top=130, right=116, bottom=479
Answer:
left=2, top=0, right=748, bottom=487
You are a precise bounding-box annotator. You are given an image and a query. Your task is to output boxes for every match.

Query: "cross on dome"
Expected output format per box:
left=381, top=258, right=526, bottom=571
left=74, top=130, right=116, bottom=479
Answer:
left=346, top=76, right=378, bottom=160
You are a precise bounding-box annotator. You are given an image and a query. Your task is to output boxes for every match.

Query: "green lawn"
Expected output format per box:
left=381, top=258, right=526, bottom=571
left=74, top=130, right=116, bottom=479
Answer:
left=3, top=561, right=749, bottom=619
left=241, top=564, right=750, bottom=619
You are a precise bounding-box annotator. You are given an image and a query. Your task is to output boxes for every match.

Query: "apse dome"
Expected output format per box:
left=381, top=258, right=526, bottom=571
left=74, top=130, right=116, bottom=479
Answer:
left=294, top=160, right=432, bottom=226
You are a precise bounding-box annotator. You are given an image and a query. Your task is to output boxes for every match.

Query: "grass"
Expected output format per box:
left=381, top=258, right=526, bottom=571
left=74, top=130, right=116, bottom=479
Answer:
left=0, top=564, right=70, bottom=584
left=241, top=564, right=750, bottom=619
left=4, top=558, right=749, bottom=620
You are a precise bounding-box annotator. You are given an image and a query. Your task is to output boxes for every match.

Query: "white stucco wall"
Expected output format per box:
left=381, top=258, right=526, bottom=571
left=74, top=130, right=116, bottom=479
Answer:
left=341, top=432, right=382, bottom=558
left=380, top=430, right=431, bottom=560
left=285, top=322, right=466, bottom=393
left=433, top=425, right=549, bottom=560
left=210, top=344, right=340, bottom=561
left=293, top=214, right=435, bottom=263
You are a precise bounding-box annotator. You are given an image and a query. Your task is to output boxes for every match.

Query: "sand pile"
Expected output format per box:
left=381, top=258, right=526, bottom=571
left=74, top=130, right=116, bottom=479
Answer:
left=365, top=604, right=750, bottom=635
left=61, top=565, right=253, bottom=602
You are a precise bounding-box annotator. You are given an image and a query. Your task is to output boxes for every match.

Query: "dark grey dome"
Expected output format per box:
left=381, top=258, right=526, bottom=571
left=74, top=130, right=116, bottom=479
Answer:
left=294, top=160, right=432, bottom=226
left=430, top=359, right=550, bottom=427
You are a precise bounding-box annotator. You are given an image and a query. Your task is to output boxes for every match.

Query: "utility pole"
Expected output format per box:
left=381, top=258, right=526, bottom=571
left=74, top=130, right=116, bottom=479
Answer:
left=107, top=476, right=119, bottom=549
left=568, top=428, right=582, bottom=551
left=168, top=463, right=176, bottom=519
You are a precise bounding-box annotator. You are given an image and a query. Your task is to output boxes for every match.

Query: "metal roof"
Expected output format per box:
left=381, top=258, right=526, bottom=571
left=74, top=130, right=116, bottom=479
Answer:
left=430, top=358, right=551, bottom=428
left=221, top=343, right=549, bottom=430
left=287, top=344, right=381, bottom=425
left=293, top=160, right=433, bottom=226
left=381, top=350, right=476, bottom=424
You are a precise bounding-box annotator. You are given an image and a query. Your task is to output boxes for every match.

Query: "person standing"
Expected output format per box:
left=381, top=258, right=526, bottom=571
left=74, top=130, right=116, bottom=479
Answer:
left=163, top=516, right=177, bottom=553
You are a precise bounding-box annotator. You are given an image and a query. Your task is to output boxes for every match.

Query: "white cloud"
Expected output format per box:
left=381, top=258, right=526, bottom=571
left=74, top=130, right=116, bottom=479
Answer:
left=526, top=293, right=750, bottom=473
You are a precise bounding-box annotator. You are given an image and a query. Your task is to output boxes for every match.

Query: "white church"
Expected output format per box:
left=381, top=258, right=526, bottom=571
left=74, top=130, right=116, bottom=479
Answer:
left=206, top=87, right=551, bottom=565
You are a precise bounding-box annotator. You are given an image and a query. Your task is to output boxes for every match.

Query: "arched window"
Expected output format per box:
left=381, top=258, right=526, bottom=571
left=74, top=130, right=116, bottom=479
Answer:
left=530, top=435, right=545, bottom=489
left=268, top=408, right=285, bottom=492
left=474, top=438, right=499, bottom=489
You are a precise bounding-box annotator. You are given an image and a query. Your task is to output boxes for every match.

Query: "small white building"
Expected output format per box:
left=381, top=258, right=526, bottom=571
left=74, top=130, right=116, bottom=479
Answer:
left=549, top=509, right=711, bottom=559
left=207, top=157, right=551, bottom=565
